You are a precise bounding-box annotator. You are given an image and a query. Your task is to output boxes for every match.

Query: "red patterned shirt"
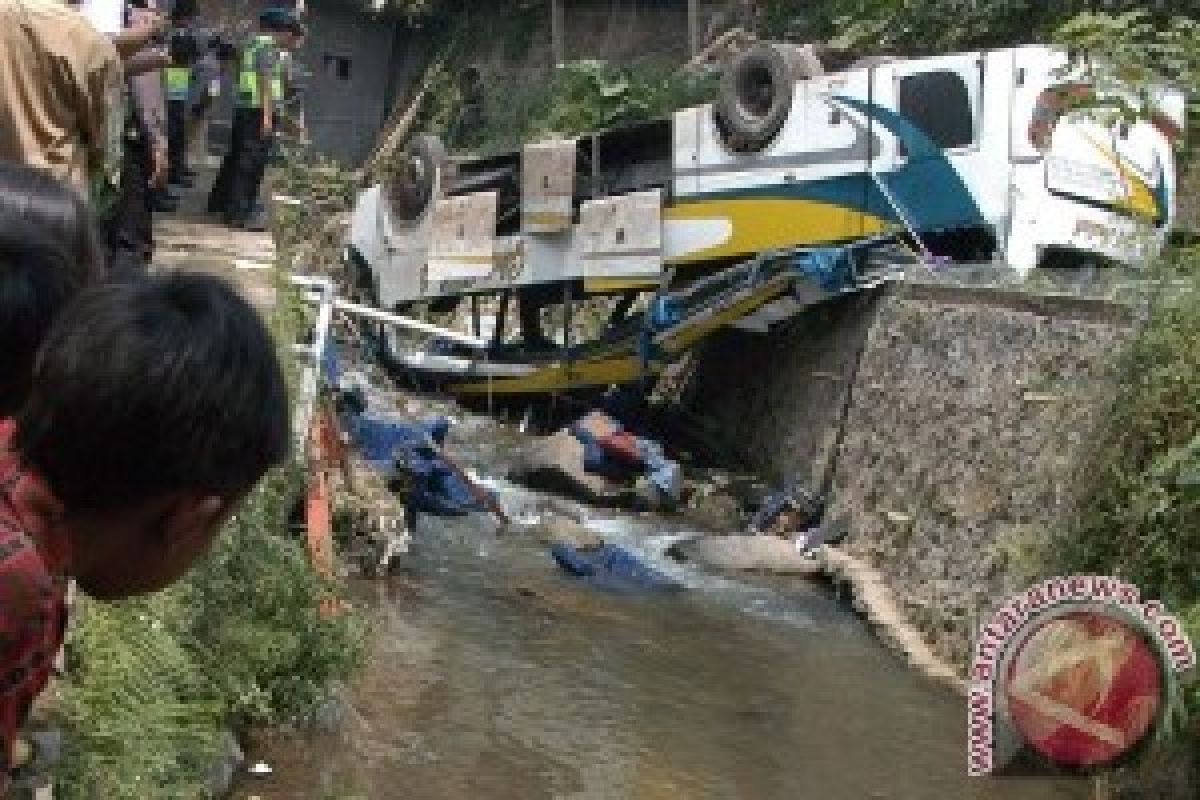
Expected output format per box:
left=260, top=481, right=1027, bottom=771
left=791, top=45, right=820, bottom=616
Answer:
left=0, top=419, right=69, bottom=789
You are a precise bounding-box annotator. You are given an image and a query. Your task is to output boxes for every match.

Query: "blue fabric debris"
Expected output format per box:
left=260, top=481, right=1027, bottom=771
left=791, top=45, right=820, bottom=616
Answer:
left=790, top=247, right=855, bottom=292
left=341, top=411, right=491, bottom=525
left=568, top=417, right=682, bottom=506
left=749, top=482, right=823, bottom=533
left=636, top=438, right=681, bottom=501
left=569, top=424, right=632, bottom=481
left=550, top=543, right=681, bottom=592
left=648, top=295, right=683, bottom=331
left=325, top=342, right=491, bottom=525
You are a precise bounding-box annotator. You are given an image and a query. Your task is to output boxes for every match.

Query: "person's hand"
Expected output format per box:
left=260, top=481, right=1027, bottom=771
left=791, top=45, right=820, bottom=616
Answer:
left=261, top=115, right=274, bottom=137
left=132, top=10, right=168, bottom=36
left=150, top=143, right=168, bottom=187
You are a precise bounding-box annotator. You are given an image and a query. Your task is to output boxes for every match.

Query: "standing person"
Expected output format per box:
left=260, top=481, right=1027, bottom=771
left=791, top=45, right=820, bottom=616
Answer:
left=0, top=0, right=125, bottom=207
left=215, top=8, right=292, bottom=231
left=186, top=34, right=229, bottom=176
left=77, top=0, right=180, bottom=274
left=164, top=0, right=199, bottom=188
left=129, top=0, right=176, bottom=215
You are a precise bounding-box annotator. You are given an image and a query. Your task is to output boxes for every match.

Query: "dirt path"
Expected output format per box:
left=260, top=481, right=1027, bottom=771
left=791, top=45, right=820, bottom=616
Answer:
left=151, top=170, right=278, bottom=312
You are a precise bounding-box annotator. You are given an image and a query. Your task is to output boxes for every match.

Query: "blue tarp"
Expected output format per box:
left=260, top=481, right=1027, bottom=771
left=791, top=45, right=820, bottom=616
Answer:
left=550, top=543, right=681, bottom=592
left=343, top=412, right=489, bottom=526
left=790, top=247, right=856, bottom=292
left=326, top=341, right=490, bottom=523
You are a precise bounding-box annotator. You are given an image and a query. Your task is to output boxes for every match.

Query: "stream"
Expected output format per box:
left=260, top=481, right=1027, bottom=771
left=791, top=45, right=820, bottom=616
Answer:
left=232, top=391, right=1087, bottom=800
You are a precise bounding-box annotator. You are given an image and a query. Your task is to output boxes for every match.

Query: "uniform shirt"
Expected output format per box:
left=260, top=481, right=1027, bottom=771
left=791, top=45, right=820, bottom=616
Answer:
left=0, top=0, right=124, bottom=191
left=0, top=419, right=70, bottom=793
left=237, top=36, right=279, bottom=109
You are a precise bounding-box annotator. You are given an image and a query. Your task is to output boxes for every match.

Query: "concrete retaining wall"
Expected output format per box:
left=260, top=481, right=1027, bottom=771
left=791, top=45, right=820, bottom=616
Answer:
left=686, top=280, right=1136, bottom=672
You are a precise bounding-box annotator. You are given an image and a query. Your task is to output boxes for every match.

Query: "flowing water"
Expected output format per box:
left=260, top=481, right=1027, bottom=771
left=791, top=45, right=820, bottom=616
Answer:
left=233, top=395, right=1087, bottom=800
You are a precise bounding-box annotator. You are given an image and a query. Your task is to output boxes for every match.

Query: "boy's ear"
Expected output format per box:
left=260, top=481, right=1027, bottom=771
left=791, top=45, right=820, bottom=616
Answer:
left=163, top=493, right=227, bottom=549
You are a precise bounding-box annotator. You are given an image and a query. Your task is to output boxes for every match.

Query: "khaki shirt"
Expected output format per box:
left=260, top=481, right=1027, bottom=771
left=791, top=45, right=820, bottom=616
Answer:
left=0, top=0, right=123, bottom=192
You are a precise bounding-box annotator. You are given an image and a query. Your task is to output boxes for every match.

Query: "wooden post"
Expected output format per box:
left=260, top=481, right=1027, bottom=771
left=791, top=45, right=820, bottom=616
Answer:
left=551, top=0, right=565, bottom=66
left=688, top=0, right=699, bottom=58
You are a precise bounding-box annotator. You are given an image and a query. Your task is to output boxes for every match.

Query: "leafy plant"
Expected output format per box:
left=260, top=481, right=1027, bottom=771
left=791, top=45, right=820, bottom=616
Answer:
left=53, top=166, right=366, bottom=797
left=55, top=596, right=223, bottom=799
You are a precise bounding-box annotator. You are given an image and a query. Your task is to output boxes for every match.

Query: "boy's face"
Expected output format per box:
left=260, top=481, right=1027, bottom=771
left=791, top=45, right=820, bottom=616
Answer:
left=72, top=492, right=238, bottom=599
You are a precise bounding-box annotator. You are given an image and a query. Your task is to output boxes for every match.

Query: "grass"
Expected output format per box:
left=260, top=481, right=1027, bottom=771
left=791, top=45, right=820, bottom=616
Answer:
left=52, top=162, right=366, bottom=799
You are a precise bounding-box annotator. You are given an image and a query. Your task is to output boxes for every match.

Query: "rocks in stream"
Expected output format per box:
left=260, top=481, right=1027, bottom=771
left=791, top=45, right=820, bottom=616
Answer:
left=508, top=412, right=681, bottom=511
left=523, top=515, right=603, bottom=550
left=667, top=535, right=822, bottom=575
left=206, top=730, right=245, bottom=797
left=509, top=429, right=638, bottom=506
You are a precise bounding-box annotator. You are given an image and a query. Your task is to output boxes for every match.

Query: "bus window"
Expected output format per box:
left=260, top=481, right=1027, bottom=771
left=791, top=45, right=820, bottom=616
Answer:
left=898, top=70, right=974, bottom=152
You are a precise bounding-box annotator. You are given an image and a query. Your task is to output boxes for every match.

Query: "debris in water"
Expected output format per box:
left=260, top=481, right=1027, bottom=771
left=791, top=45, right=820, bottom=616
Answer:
left=247, top=761, right=273, bottom=777
left=551, top=543, right=682, bottom=592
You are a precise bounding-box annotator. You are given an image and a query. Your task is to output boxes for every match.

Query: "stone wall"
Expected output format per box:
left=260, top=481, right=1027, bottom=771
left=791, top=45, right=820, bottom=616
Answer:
left=685, top=289, right=883, bottom=490
left=687, top=281, right=1136, bottom=672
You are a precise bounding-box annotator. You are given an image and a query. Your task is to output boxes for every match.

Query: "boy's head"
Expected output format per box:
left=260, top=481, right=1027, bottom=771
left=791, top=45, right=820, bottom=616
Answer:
left=0, top=162, right=101, bottom=415
left=16, top=272, right=290, bottom=599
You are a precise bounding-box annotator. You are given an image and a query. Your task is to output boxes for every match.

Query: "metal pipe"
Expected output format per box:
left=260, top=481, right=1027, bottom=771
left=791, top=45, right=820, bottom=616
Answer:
left=290, top=276, right=488, bottom=349
left=688, top=0, right=698, bottom=58
left=562, top=281, right=573, bottom=368
left=551, top=0, right=565, bottom=66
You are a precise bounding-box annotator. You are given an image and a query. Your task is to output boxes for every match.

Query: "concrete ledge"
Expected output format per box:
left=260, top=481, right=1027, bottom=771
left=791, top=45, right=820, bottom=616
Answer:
left=898, top=281, right=1136, bottom=325
left=818, top=547, right=968, bottom=697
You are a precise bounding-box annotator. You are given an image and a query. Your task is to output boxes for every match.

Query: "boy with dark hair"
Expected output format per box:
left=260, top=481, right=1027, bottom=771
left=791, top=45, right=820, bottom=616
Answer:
left=0, top=160, right=102, bottom=415
left=0, top=223, right=77, bottom=417
left=0, top=272, right=289, bottom=784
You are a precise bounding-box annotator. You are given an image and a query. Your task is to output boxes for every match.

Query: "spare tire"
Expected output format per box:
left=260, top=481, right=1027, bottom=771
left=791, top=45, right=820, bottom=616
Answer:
left=714, top=43, right=819, bottom=153
left=385, top=134, right=446, bottom=223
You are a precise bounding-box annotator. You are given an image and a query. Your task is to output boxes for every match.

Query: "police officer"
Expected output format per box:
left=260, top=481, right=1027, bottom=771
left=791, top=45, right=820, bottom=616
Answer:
left=214, top=7, right=291, bottom=231
left=160, top=0, right=198, bottom=189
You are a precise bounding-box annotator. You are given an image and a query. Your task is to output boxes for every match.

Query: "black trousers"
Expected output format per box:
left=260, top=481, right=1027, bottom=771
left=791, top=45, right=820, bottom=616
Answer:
left=102, top=126, right=154, bottom=278
left=166, top=98, right=188, bottom=181
left=207, top=108, right=245, bottom=214
left=217, top=106, right=271, bottom=223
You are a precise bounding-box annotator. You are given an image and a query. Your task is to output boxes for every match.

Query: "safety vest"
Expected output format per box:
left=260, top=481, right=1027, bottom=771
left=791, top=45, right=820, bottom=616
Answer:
left=237, top=35, right=281, bottom=108
left=273, top=51, right=289, bottom=106
left=164, top=66, right=191, bottom=102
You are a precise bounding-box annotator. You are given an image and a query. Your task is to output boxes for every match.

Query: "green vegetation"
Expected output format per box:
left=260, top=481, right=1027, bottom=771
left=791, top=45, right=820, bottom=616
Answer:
left=421, top=58, right=717, bottom=155
left=1052, top=250, right=1200, bottom=672
left=766, top=2, right=1199, bottom=151
left=1037, top=249, right=1200, bottom=789
left=54, top=170, right=365, bottom=798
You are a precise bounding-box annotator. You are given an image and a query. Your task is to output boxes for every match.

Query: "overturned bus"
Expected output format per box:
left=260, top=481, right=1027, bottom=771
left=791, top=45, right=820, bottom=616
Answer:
left=344, top=43, right=1185, bottom=397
